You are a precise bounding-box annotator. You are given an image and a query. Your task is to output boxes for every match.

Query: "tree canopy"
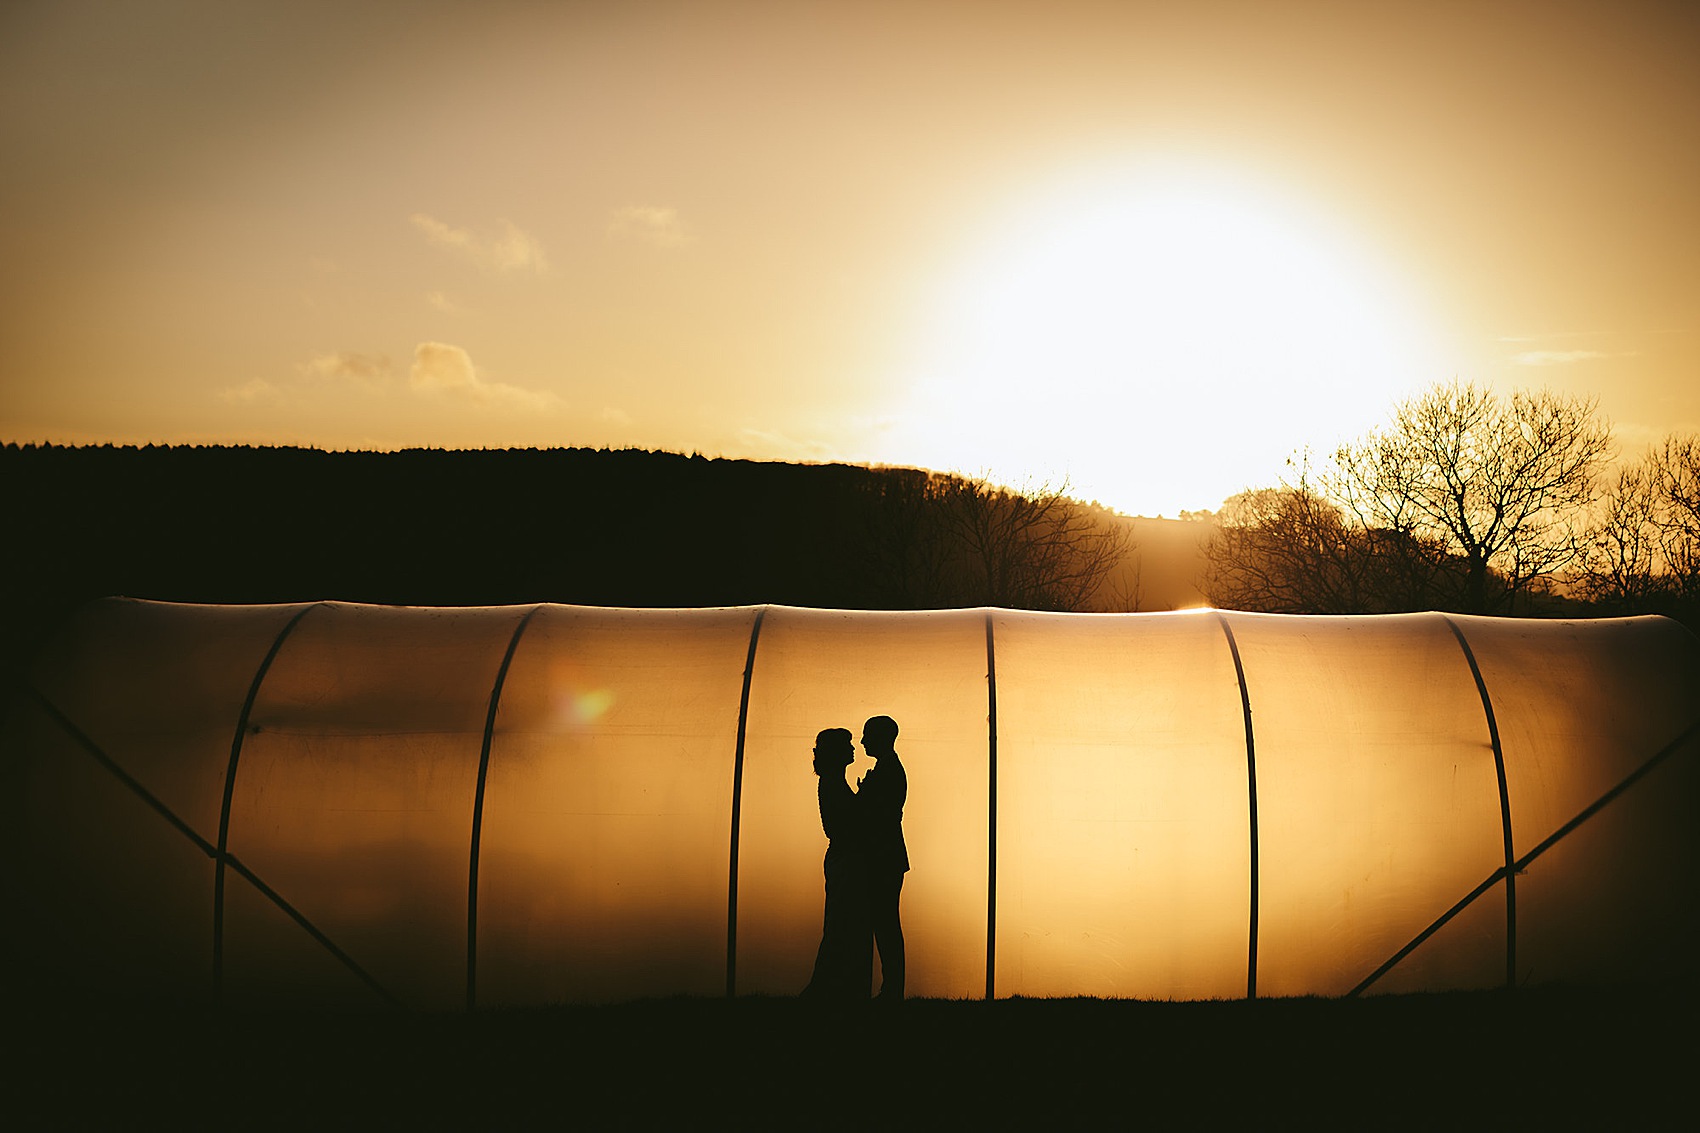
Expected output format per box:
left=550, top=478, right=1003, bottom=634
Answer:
left=1207, top=382, right=1614, bottom=615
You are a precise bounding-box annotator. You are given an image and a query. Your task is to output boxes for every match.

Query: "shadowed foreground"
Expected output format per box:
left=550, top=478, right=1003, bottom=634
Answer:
left=5, top=989, right=1692, bottom=1129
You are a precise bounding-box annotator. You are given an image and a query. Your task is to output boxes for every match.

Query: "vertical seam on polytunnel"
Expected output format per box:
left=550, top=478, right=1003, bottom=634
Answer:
left=1441, top=614, right=1516, bottom=990
left=726, top=605, right=768, bottom=998
left=466, top=604, right=544, bottom=1011
left=214, top=601, right=321, bottom=1008
left=1215, top=612, right=1259, bottom=1000
left=984, top=611, right=999, bottom=1001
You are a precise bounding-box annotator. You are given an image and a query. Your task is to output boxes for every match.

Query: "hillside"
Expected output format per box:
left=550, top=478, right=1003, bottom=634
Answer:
left=1107, top=514, right=1212, bottom=612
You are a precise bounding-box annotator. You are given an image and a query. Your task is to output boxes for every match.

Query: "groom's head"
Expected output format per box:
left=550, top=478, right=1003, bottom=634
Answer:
left=860, top=715, right=899, bottom=759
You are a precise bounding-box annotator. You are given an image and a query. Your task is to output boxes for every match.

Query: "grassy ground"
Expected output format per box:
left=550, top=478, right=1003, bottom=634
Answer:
left=5, top=987, right=1693, bottom=1130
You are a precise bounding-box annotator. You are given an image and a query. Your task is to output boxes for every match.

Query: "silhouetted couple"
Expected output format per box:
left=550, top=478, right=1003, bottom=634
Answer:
left=802, top=715, right=909, bottom=1002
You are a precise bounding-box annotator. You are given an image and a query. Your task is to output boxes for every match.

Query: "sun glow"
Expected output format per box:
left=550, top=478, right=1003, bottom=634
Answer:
left=884, top=162, right=1453, bottom=515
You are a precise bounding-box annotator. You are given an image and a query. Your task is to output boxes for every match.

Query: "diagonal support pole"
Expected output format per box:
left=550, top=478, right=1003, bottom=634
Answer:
left=25, top=681, right=402, bottom=1009
left=1349, top=715, right=1700, bottom=997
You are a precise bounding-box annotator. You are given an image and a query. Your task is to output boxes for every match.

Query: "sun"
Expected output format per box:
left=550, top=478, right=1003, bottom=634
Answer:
left=882, top=161, right=1453, bottom=516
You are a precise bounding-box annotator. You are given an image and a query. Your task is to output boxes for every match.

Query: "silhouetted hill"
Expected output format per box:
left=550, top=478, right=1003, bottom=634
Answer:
left=1109, top=515, right=1211, bottom=612
left=2, top=444, right=1206, bottom=679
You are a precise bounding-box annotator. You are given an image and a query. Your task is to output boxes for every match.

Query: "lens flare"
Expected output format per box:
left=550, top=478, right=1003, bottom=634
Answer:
left=544, top=657, right=616, bottom=730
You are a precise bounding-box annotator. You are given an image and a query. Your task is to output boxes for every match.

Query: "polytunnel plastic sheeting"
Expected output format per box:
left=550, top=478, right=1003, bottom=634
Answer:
left=1451, top=615, right=1700, bottom=987
left=223, top=603, right=533, bottom=1009
left=1226, top=613, right=1511, bottom=998
left=3, top=598, right=1698, bottom=1009
left=738, top=607, right=992, bottom=1000
left=475, top=605, right=760, bottom=1006
left=992, top=610, right=1251, bottom=1000
left=5, top=600, right=317, bottom=998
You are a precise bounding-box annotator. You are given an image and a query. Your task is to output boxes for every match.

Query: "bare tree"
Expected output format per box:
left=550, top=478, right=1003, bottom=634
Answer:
left=1203, top=482, right=1443, bottom=613
left=1103, top=553, right=1145, bottom=613
left=1651, top=434, right=1700, bottom=600
left=1585, top=433, right=1700, bottom=608
left=861, top=471, right=1132, bottom=610
left=1326, top=382, right=1611, bottom=613
left=934, top=476, right=1132, bottom=610
left=1580, top=461, right=1666, bottom=608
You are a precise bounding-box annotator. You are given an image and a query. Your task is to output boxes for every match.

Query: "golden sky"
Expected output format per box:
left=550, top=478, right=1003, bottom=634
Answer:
left=2, top=0, right=1695, bottom=516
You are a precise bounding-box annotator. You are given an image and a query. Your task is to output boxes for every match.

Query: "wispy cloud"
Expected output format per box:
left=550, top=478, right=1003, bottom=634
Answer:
left=1512, top=349, right=1610, bottom=366
left=607, top=205, right=694, bottom=247
left=218, top=356, right=390, bottom=405
left=1497, top=331, right=1603, bottom=343
left=218, top=377, right=281, bottom=404
left=409, top=342, right=562, bottom=410
left=410, top=213, right=548, bottom=274
left=299, top=352, right=395, bottom=386
left=425, top=291, right=464, bottom=315
left=218, top=345, right=559, bottom=413
left=735, top=426, right=837, bottom=462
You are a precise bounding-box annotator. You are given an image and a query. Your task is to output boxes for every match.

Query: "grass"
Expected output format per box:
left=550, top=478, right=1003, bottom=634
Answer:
left=6, top=986, right=1694, bottom=1129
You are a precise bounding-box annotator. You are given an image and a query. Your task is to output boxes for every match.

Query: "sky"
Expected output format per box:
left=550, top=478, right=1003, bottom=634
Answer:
left=2, top=0, right=1696, bottom=517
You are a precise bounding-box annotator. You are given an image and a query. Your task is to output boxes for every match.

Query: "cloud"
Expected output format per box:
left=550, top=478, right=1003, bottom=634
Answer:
left=408, top=341, right=479, bottom=395
left=408, top=342, right=562, bottom=410
left=219, top=377, right=281, bottom=404
left=411, top=213, right=472, bottom=251
left=735, top=426, right=838, bottom=462
left=598, top=406, right=633, bottom=426
left=410, top=213, right=548, bottom=274
left=425, top=291, right=463, bottom=314
left=1512, top=349, right=1610, bottom=366
left=607, top=205, right=693, bottom=247
left=220, top=345, right=560, bottom=414
left=298, top=352, right=395, bottom=386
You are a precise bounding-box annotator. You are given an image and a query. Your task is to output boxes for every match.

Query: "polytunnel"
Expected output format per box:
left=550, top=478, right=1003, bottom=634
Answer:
left=3, top=598, right=1697, bottom=1009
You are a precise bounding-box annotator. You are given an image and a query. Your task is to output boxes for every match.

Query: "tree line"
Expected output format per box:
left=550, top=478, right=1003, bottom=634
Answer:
left=10, top=382, right=1692, bottom=685
left=1202, top=380, right=1700, bottom=627
left=0, top=444, right=1132, bottom=680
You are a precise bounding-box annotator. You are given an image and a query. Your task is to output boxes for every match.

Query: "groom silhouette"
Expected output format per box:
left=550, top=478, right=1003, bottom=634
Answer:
left=857, top=715, right=908, bottom=1000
